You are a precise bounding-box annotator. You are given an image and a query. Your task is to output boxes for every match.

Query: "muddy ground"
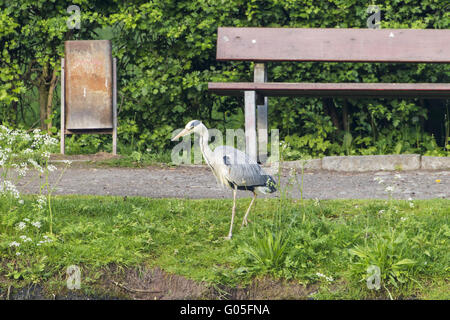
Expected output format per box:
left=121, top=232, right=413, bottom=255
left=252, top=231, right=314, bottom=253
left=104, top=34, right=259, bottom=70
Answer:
left=0, top=266, right=318, bottom=300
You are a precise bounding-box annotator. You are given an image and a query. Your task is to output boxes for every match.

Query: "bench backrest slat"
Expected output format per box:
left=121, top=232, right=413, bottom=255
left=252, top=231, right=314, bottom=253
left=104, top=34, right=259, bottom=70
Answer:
left=217, top=27, right=450, bottom=63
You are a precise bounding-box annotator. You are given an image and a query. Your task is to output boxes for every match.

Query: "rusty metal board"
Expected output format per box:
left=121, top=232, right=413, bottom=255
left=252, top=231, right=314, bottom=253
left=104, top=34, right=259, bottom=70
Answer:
left=216, top=28, right=450, bottom=63
left=208, top=82, right=450, bottom=98
left=65, top=40, right=113, bottom=130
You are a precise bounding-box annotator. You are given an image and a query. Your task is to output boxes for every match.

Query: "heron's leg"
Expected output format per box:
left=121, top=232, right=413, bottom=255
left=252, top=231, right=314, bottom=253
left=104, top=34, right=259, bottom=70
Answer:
left=224, top=186, right=237, bottom=240
left=241, top=192, right=256, bottom=227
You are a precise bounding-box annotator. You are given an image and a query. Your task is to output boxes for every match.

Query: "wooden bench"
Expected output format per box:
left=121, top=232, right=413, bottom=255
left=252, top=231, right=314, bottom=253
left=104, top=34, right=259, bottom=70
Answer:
left=208, top=27, right=450, bottom=163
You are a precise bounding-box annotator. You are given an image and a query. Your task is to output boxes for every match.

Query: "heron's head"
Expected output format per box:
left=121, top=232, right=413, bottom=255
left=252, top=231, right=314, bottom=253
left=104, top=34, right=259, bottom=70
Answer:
left=171, top=120, right=203, bottom=141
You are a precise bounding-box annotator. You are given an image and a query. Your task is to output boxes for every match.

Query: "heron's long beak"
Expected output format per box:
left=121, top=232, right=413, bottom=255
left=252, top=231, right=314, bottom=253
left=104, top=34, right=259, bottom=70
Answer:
left=171, top=128, right=191, bottom=141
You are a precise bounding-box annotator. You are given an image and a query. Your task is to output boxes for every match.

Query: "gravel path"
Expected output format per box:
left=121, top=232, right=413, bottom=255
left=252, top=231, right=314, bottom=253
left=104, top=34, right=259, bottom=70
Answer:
left=14, top=166, right=450, bottom=200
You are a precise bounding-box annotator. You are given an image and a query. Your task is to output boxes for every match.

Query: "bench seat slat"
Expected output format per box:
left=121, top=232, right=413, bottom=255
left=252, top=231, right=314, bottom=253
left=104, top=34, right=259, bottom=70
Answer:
left=208, top=82, right=450, bottom=98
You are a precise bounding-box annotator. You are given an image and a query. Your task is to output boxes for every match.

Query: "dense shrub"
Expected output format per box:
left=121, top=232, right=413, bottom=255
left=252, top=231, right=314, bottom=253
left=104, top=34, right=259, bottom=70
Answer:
left=1, top=0, right=449, bottom=157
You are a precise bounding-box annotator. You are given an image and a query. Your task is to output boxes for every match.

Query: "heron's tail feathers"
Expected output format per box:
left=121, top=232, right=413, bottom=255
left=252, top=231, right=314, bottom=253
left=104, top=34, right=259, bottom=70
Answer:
left=256, top=175, right=277, bottom=194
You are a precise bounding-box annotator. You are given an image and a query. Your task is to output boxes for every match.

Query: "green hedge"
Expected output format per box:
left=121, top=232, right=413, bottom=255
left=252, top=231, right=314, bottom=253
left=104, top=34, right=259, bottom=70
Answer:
left=1, top=0, right=449, bottom=157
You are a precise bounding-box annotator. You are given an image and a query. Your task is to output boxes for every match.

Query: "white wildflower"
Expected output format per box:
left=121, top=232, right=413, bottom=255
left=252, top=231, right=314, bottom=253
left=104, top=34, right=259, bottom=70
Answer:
left=385, top=186, right=394, bottom=193
left=9, top=241, right=20, bottom=247
left=28, top=158, right=44, bottom=173
left=313, top=198, right=320, bottom=207
left=0, top=180, right=20, bottom=199
left=16, top=222, right=26, bottom=230
left=14, top=163, right=28, bottom=177
left=19, top=235, right=32, bottom=242
left=39, top=235, right=53, bottom=244
left=316, top=272, right=334, bottom=282
left=36, top=195, right=46, bottom=210
left=43, top=135, right=57, bottom=147
left=31, top=221, right=41, bottom=229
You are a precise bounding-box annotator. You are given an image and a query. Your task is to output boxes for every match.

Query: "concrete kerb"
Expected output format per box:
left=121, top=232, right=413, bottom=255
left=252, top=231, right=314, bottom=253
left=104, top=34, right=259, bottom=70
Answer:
left=280, top=155, right=450, bottom=172
left=322, top=154, right=421, bottom=172
left=421, top=156, right=450, bottom=170
left=278, top=159, right=322, bottom=171
left=50, top=155, right=450, bottom=172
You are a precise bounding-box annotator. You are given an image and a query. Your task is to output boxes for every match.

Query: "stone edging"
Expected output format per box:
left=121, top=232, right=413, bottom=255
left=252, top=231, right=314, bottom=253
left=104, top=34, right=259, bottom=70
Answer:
left=280, top=155, right=450, bottom=172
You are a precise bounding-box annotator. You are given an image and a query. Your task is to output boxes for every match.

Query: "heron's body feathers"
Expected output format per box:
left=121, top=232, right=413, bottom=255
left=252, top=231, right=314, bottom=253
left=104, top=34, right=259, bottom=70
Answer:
left=209, top=146, right=277, bottom=194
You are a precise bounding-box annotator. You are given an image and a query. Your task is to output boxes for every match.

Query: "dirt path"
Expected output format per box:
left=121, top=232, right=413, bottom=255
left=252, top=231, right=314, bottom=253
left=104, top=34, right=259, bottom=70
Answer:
left=15, top=165, right=450, bottom=199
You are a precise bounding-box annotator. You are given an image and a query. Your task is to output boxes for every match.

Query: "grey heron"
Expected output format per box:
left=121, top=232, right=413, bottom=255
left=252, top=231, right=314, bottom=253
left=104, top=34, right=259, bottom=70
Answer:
left=171, top=120, right=277, bottom=240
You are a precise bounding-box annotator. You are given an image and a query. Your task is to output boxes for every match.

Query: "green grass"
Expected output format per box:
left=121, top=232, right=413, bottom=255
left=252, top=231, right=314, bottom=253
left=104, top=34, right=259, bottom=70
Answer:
left=0, top=195, right=448, bottom=299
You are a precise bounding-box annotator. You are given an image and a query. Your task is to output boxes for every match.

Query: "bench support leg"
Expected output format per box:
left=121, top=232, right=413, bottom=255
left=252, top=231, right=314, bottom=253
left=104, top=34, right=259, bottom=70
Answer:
left=244, top=91, right=257, bottom=163
left=112, top=58, right=117, bottom=155
left=60, top=58, right=65, bottom=155
left=254, top=63, right=268, bottom=164
left=257, top=100, right=268, bottom=164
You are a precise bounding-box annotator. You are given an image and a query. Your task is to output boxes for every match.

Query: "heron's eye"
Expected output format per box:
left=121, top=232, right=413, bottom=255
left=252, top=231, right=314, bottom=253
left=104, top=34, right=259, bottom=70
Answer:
left=190, top=120, right=201, bottom=128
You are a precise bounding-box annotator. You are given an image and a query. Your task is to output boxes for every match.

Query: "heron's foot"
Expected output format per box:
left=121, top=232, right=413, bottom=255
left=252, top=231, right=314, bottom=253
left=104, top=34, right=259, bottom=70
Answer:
left=223, top=234, right=232, bottom=241
left=241, top=218, right=252, bottom=228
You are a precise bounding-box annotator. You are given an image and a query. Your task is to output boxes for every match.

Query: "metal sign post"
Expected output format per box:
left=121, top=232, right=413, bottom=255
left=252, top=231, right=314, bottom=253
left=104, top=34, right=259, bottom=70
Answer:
left=60, top=40, right=117, bottom=155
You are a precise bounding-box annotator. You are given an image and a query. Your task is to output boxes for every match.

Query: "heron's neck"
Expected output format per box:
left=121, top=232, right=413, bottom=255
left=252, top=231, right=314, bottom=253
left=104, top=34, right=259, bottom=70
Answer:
left=198, top=127, right=213, bottom=165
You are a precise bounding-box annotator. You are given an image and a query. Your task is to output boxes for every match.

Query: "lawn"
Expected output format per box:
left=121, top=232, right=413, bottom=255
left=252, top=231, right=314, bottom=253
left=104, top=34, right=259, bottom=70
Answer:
left=0, top=195, right=448, bottom=300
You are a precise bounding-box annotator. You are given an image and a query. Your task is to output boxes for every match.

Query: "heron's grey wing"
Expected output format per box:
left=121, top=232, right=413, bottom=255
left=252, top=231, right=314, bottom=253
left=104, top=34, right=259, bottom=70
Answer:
left=213, top=146, right=271, bottom=187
